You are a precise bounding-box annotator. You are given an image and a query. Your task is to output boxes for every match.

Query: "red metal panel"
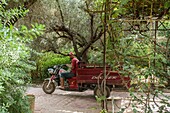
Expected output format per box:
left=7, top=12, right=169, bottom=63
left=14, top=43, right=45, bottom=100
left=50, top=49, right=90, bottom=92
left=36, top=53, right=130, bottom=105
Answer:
left=68, top=77, right=78, bottom=89
left=76, top=67, right=131, bottom=87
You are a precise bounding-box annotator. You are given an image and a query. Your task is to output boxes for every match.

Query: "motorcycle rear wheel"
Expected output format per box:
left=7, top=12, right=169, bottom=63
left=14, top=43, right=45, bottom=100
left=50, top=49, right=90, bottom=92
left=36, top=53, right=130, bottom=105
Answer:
left=94, top=86, right=110, bottom=98
left=42, top=80, right=56, bottom=94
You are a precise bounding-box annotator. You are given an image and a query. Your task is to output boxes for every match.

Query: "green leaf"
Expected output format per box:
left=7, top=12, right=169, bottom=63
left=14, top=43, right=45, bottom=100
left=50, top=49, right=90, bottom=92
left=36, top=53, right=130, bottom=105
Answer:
left=120, top=0, right=129, bottom=5
left=164, top=1, right=170, bottom=8
left=21, top=25, right=27, bottom=31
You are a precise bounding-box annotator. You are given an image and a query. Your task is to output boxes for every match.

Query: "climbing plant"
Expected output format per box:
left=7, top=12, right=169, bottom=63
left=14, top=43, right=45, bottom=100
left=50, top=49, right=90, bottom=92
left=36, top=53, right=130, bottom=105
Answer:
left=86, top=0, right=170, bottom=112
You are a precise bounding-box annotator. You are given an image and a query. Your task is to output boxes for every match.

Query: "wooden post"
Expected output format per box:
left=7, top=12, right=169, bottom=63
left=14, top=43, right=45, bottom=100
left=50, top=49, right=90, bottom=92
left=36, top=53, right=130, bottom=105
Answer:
left=27, top=94, right=35, bottom=113
left=112, top=97, right=122, bottom=113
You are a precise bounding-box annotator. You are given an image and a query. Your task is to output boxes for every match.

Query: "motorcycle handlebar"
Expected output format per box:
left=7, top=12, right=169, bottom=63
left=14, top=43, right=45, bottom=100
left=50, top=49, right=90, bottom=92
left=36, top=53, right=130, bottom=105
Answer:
left=53, top=64, right=67, bottom=69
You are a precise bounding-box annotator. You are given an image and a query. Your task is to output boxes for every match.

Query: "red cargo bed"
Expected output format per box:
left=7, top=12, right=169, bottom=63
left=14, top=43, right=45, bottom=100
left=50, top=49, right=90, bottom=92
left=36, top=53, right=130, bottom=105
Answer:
left=76, top=64, right=130, bottom=88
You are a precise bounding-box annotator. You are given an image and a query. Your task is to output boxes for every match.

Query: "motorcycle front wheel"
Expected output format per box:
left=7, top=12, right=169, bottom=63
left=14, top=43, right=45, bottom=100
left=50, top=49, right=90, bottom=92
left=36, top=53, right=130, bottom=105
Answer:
left=42, top=80, right=56, bottom=94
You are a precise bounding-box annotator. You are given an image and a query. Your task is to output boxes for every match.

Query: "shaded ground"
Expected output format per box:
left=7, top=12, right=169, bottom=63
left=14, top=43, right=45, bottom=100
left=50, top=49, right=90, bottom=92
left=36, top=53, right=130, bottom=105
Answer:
left=26, top=85, right=170, bottom=113
left=26, top=86, right=111, bottom=113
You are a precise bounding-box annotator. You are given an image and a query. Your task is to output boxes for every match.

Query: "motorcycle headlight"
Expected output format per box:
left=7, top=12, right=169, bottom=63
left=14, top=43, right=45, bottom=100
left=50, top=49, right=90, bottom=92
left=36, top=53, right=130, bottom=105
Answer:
left=53, top=65, right=57, bottom=68
left=48, top=68, right=54, bottom=74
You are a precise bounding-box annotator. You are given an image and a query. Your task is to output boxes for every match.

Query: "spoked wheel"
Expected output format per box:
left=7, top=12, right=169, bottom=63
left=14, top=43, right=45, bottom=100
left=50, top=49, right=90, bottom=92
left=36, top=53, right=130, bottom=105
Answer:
left=94, top=86, right=110, bottom=98
left=42, top=80, right=56, bottom=94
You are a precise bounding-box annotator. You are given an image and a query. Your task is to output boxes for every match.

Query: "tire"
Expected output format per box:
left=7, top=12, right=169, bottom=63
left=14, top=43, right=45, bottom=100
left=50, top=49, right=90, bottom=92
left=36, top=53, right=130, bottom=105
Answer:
left=94, top=86, right=110, bottom=98
left=42, top=80, right=56, bottom=94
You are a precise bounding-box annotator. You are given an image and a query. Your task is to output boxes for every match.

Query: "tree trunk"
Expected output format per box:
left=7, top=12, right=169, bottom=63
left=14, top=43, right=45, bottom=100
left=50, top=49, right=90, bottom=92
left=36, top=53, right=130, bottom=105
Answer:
left=81, top=50, right=88, bottom=63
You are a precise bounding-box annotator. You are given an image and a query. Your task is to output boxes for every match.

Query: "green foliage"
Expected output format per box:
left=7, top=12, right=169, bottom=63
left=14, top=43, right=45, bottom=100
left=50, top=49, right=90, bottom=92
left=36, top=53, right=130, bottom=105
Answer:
left=36, top=52, right=70, bottom=78
left=95, top=96, right=108, bottom=113
left=102, top=5, right=170, bottom=111
left=85, top=0, right=170, bottom=112
left=158, top=21, right=170, bottom=37
left=88, top=51, right=103, bottom=64
left=164, top=1, right=170, bottom=8
left=0, top=2, right=45, bottom=113
left=100, top=109, right=108, bottom=113
left=0, top=0, right=29, bottom=26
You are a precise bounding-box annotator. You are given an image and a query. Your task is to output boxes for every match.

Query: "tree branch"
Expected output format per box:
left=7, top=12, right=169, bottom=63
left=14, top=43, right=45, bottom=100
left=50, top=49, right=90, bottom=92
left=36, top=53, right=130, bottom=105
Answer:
left=52, top=25, right=86, bottom=46
left=56, top=0, right=65, bottom=26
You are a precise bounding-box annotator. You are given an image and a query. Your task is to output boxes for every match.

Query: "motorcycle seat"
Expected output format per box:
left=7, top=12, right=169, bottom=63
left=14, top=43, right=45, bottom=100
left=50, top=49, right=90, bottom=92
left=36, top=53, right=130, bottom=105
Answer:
left=68, top=76, right=77, bottom=80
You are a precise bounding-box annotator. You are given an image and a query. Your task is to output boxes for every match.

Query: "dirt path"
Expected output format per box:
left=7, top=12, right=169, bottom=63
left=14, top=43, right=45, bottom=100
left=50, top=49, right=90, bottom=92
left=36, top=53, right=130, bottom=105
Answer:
left=26, top=87, right=106, bottom=113
left=26, top=86, right=170, bottom=113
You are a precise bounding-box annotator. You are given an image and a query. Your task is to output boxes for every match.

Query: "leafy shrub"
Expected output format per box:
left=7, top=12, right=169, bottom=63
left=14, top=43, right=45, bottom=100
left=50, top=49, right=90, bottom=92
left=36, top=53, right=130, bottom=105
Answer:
left=35, top=52, right=70, bottom=79
left=0, top=1, right=45, bottom=112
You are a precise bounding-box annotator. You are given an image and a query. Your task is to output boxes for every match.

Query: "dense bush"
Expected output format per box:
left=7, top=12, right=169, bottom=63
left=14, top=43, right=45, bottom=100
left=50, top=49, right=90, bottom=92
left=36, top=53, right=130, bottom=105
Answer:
left=33, top=52, right=70, bottom=79
left=0, top=1, right=44, bottom=112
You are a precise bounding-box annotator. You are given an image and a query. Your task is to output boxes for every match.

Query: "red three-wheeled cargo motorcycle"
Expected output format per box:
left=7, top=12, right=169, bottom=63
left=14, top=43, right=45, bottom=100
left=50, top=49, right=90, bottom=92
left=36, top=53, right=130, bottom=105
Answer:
left=42, top=63, right=130, bottom=98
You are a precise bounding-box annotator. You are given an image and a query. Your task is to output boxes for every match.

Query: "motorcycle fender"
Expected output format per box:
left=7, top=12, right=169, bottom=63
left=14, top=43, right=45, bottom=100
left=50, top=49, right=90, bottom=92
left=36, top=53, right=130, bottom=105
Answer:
left=44, top=78, right=51, bottom=81
left=44, top=78, right=57, bottom=86
left=44, top=78, right=56, bottom=83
